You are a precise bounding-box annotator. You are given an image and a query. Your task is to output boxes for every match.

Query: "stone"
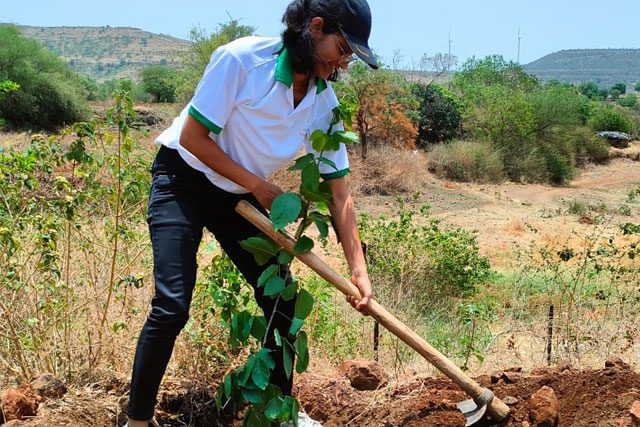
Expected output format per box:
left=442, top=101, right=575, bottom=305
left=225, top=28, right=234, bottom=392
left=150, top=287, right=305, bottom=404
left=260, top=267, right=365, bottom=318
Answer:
left=0, top=388, right=38, bottom=421
left=503, top=396, right=519, bottom=405
left=630, top=400, right=640, bottom=426
left=31, top=373, right=67, bottom=399
left=338, top=360, right=388, bottom=391
left=529, top=386, right=559, bottom=427
left=605, top=357, right=631, bottom=370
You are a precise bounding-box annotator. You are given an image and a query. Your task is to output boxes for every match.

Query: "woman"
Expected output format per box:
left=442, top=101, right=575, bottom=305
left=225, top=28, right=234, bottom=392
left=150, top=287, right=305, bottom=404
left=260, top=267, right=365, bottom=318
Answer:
left=126, top=0, right=378, bottom=425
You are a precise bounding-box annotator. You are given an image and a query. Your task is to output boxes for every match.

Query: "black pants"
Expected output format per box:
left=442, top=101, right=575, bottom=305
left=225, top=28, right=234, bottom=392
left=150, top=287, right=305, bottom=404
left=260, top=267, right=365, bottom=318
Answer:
left=127, top=146, right=296, bottom=420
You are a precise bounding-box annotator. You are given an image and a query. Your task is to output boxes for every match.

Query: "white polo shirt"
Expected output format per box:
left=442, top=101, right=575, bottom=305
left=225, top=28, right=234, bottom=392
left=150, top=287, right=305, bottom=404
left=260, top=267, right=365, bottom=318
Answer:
left=155, top=36, right=350, bottom=194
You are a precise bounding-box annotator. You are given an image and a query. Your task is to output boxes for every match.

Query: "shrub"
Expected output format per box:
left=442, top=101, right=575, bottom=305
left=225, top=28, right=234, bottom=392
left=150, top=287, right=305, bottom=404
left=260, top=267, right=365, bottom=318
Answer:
left=140, top=66, right=178, bottom=103
left=636, top=82, right=640, bottom=92
left=588, top=105, right=634, bottom=133
left=428, top=140, right=504, bottom=183
left=412, top=83, right=463, bottom=145
left=0, top=25, right=88, bottom=130
left=578, top=81, right=608, bottom=100
left=611, top=82, right=627, bottom=95
left=618, top=94, right=639, bottom=109
left=358, top=202, right=491, bottom=313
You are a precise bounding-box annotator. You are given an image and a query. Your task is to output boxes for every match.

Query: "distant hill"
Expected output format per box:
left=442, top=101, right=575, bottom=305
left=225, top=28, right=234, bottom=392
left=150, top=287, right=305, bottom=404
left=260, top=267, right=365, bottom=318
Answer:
left=524, top=49, right=640, bottom=87
left=17, top=25, right=192, bottom=82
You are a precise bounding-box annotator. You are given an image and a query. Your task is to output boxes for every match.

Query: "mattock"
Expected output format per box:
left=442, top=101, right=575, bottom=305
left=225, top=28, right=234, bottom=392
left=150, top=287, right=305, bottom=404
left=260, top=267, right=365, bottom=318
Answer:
left=236, top=200, right=510, bottom=426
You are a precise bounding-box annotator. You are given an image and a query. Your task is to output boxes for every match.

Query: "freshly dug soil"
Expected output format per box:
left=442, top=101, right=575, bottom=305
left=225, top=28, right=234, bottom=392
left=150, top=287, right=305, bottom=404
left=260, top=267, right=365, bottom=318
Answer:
left=3, top=362, right=639, bottom=426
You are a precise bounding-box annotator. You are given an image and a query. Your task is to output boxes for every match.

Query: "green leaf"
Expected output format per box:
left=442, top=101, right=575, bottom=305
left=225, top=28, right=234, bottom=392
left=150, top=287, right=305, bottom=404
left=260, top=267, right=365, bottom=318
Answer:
left=234, top=311, right=253, bottom=342
left=317, top=156, right=338, bottom=171
left=325, top=134, right=341, bottom=152
left=256, top=348, right=276, bottom=370
left=310, top=130, right=328, bottom=152
left=313, top=217, right=329, bottom=239
left=241, top=389, right=265, bottom=405
left=299, top=184, right=332, bottom=204
left=293, top=236, right=314, bottom=254
left=252, top=359, right=270, bottom=390
left=258, top=265, right=279, bottom=287
left=250, top=315, right=267, bottom=341
left=223, top=373, right=233, bottom=398
left=283, top=341, right=294, bottom=380
left=278, top=250, right=294, bottom=265
left=274, top=329, right=282, bottom=347
left=264, top=275, right=286, bottom=297
left=281, top=397, right=298, bottom=426
left=239, top=356, right=256, bottom=387
left=288, top=153, right=315, bottom=171
left=289, top=317, right=305, bottom=336
left=334, top=130, right=360, bottom=145
left=301, top=162, right=320, bottom=192
left=295, top=332, right=310, bottom=373
left=265, top=397, right=285, bottom=421
left=281, top=282, right=299, bottom=301
left=294, top=288, right=314, bottom=320
left=270, top=193, right=302, bottom=231
left=240, top=236, right=280, bottom=266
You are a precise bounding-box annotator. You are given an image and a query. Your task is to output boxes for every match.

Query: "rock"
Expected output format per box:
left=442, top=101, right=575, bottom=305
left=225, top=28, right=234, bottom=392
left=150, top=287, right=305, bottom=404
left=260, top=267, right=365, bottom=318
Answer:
left=630, top=400, right=640, bottom=426
left=31, top=373, right=67, bottom=399
left=529, top=386, right=559, bottom=427
left=596, top=131, right=632, bottom=148
left=503, top=396, right=519, bottom=405
left=490, top=371, right=520, bottom=384
left=338, top=360, right=388, bottom=391
left=0, top=388, right=38, bottom=421
left=132, top=109, right=164, bottom=128
left=606, top=357, right=631, bottom=370
left=555, top=362, right=572, bottom=372
left=531, top=367, right=552, bottom=376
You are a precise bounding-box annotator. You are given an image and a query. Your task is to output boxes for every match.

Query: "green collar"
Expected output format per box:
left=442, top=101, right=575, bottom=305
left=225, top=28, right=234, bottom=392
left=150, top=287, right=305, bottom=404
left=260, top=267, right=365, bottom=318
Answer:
left=275, top=47, right=327, bottom=94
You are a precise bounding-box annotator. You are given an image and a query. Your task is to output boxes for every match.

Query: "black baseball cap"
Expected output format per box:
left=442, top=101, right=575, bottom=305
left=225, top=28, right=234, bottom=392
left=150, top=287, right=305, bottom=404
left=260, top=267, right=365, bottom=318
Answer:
left=331, top=0, right=378, bottom=69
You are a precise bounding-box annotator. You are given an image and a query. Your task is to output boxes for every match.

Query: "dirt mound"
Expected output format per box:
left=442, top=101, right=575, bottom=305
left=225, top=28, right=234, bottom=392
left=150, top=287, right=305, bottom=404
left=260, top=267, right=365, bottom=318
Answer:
left=296, top=362, right=640, bottom=426
left=5, top=362, right=640, bottom=426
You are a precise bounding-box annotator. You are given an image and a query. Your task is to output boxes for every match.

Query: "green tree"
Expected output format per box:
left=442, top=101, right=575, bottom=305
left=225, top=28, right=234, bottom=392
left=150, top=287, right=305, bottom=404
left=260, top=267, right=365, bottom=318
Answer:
left=411, top=83, right=463, bottom=145
left=175, top=19, right=255, bottom=103
left=588, top=105, right=633, bottom=133
left=0, top=79, right=20, bottom=128
left=0, top=25, right=89, bottom=130
left=578, top=81, right=608, bottom=100
left=611, top=81, right=627, bottom=95
left=635, top=82, right=640, bottom=92
left=140, top=66, right=178, bottom=103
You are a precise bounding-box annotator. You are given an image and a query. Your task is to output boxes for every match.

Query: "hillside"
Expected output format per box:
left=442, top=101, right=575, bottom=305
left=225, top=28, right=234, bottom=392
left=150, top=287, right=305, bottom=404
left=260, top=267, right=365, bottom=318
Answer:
left=18, top=25, right=191, bottom=81
left=524, top=48, right=640, bottom=87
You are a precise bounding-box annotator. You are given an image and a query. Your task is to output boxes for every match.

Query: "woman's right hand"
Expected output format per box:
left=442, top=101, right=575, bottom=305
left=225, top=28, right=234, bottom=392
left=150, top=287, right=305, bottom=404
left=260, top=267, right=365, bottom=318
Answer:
left=250, top=180, right=283, bottom=210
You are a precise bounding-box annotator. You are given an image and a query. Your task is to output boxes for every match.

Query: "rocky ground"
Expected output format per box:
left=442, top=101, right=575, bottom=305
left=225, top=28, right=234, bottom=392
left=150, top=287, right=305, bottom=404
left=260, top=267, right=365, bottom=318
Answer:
left=2, top=358, right=640, bottom=426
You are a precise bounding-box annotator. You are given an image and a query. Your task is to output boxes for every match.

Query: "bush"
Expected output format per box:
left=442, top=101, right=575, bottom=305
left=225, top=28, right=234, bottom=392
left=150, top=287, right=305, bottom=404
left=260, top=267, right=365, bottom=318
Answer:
left=618, top=94, right=639, bottom=109
left=358, top=202, right=491, bottom=315
left=412, top=83, right=462, bottom=145
left=428, top=140, right=504, bottom=183
left=588, top=105, right=634, bottom=133
left=0, top=25, right=88, bottom=130
left=636, top=82, right=640, bottom=92
left=611, top=82, right=627, bottom=95
left=578, top=81, right=608, bottom=100
left=140, top=66, right=178, bottom=103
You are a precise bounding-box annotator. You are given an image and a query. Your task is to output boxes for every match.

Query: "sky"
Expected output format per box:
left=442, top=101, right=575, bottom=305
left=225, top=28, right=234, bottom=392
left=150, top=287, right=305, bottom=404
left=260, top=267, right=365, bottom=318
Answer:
left=1, top=0, right=639, bottom=68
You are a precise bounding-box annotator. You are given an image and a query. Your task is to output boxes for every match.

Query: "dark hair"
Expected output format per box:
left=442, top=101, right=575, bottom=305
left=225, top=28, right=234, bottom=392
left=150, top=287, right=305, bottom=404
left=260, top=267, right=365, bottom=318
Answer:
left=280, top=0, right=341, bottom=81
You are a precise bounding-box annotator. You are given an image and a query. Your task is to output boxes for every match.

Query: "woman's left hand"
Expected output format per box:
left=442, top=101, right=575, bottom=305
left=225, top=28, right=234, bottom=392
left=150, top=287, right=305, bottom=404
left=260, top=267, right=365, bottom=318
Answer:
left=346, top=275, right=374, bottom=315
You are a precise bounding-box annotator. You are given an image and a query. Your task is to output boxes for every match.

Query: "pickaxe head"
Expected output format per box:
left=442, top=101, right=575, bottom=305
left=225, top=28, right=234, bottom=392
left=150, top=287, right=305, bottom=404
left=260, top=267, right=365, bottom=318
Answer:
left=456, top=388, right=497, bottom=426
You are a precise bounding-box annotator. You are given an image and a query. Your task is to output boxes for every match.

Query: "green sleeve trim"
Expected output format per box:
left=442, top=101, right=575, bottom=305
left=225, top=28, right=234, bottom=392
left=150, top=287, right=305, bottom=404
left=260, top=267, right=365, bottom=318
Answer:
left=188, top=105, right=222, bottom=134
left=321, top=168, right=350, bottom=180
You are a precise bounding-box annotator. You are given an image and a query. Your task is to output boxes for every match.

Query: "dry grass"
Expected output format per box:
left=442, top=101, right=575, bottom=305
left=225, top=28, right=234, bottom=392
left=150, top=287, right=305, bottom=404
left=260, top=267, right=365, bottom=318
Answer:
left=271, top=145, right=432, bottom=198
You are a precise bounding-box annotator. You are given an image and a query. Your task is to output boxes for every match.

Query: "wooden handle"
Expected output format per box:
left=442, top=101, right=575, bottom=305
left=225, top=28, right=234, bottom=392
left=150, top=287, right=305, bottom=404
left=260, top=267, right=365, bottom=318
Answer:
left=235, top=200, right=510, bottom=422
